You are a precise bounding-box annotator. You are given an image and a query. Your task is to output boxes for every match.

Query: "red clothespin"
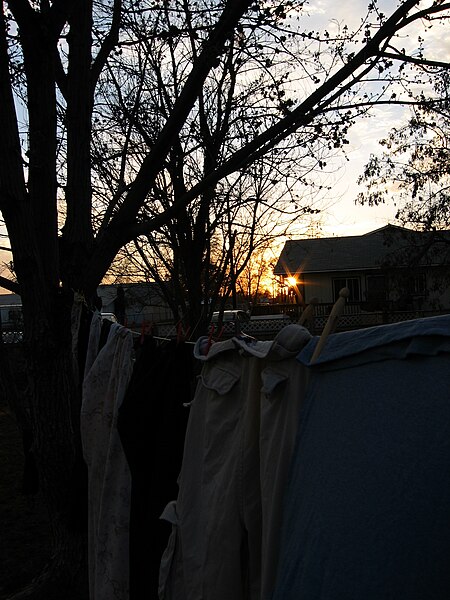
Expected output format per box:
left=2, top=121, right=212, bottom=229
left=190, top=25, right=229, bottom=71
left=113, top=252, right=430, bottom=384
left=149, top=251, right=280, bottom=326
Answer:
left=206, top=324, right=216, bottom=354
left=177, top=323, right=191, bottom=344
left=216, top=325, right=224, bottom=342
left=140, top=320, right=153, bottom=344
left=204, top=323, right=225, bottom=354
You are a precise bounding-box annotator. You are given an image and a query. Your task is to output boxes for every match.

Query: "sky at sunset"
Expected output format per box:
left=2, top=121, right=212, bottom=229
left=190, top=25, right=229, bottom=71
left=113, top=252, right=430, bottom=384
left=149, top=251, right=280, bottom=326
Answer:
left=1, top=0, right=449, bottom=294
left=298, top=0, right=450, bottom=238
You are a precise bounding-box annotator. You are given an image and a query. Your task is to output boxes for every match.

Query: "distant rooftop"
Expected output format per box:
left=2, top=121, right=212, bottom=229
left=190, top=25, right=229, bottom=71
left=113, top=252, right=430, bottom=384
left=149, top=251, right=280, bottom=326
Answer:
left=273, top=225, right=450, bottom=275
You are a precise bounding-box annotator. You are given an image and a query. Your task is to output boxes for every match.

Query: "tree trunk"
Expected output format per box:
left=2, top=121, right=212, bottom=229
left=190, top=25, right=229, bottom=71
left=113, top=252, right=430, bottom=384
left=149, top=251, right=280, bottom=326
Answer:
left=7, top=303, right=89, bottom=600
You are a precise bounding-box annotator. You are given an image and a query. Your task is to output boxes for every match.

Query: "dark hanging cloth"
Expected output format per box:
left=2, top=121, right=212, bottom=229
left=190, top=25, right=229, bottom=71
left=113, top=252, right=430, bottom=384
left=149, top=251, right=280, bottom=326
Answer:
left=20, top=428, right=39, bottom=495
left=68, top=303, right=93, bottom=532
left=98, top=317, right=113, bottom=354
left=272, top=315, right=450, bottom=600
left=77, top=304, right=94, bottom=386
left=117, top=337, right=196, bottom=600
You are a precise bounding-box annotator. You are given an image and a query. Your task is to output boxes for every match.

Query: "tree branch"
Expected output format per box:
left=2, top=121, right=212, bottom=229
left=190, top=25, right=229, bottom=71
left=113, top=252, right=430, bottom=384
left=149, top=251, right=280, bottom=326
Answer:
left=380, top=51, right=450, bottom=70
left=84, top=0, right=254, bottom=290
left=400, top=2, right=450, bottom=28
left=91, top=0, right=121, bottom=88
left=47, top=0, right=78, bottom=39
left=126, top=2, right=428, bottom=239
left=55, top=48, right=68, bottom=98
left=9, top=0, right=76, bottom=41
left=0, top=6, right=28, bottom=215
left=0, top=275, right=20, bottom=294
left=6, top=0, right=36, bottom=29
left=88, top=0, right=450, bottom=290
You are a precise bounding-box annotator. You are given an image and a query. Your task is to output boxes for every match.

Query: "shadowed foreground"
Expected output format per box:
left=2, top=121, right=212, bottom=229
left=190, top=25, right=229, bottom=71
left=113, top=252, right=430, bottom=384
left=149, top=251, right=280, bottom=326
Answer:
left=0, top=399, right=88, bottom=600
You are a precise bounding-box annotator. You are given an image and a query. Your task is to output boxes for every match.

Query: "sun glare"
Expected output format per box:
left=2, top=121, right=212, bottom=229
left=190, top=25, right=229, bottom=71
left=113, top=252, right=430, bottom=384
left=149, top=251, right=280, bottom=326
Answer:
left=286, top=276, right=298, bottom=287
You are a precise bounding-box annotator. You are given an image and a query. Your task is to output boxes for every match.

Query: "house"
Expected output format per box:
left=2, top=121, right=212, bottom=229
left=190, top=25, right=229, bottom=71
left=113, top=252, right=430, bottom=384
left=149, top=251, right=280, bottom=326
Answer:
left=97, top=282, right=172, bottom=327
left=273, top=225, right=450, bottom=329
left=0, top=283, right=173, bottom=332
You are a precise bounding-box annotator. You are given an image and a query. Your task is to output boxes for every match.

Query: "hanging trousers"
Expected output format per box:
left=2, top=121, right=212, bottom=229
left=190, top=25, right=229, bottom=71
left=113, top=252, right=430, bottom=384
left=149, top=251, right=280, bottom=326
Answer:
left=159, top=324, right=312, bottom=600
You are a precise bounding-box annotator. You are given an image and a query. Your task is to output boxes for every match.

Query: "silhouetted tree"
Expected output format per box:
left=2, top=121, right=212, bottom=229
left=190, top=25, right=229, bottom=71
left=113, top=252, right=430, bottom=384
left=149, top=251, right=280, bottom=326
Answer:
left=1, top=1, right=450, bottom=596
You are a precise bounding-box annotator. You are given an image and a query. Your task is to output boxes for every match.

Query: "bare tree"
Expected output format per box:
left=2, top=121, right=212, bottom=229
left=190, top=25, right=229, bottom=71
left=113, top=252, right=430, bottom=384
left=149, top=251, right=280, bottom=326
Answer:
left=90, top=1, right=328, bottom=332
left=357, top=71, right=450, bottom=231
left=235, top=241, right=273, bottom=308
left=1, top=0, right=450, bottom=596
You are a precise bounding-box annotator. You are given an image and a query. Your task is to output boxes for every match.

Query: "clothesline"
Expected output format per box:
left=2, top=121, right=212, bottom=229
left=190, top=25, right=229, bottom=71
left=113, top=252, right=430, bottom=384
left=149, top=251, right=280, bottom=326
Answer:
left=129, top=329, right=197, bottom=345
left=79, top=304, right=450, bottom=600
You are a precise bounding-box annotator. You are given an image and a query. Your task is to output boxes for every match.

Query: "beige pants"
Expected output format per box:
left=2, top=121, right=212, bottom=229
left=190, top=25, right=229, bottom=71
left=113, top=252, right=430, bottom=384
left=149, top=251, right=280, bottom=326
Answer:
left=159, top=325, right=311, bottom=600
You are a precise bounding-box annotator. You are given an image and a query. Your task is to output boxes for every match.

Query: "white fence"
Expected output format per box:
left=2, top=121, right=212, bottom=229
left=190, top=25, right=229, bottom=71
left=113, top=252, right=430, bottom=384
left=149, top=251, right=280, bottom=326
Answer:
left=154, top=309, right=450, bottom=341
left=2, top=308, right=448, bottom=345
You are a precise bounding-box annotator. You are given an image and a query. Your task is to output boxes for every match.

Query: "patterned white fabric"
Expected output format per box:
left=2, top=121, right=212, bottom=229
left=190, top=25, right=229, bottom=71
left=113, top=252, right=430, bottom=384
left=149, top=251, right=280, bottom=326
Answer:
left=81, top=322, right=134, bottom=600
left=159, top=325, right=312, bottom=600
left=84, top=309, right=103, bottom=377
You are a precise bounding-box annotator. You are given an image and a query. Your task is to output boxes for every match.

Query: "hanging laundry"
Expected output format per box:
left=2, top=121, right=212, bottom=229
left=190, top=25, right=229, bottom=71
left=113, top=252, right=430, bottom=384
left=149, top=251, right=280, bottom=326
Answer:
left=159, top=324, right=312, bottom=600
left=67, top=299, right=93, bottom=532
left=84, top=309, right=103, bottom=378
left=272, top=314, right=450, bottom=600
left=81, top=322, right=134, bottom=600
left=117, top=337, right=196, bottom=600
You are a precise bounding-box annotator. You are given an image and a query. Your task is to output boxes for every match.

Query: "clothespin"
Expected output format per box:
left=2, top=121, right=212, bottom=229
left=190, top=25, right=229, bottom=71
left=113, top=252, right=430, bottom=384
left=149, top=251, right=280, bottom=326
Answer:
left=140, top=320, right=153, bottom=344
left=177, top=323, right=191, bottom=344
left=298, top=297, right=318, bottom=327
left=310, top=288, right=349, bottom=364
left=204, top=323, right=225, bottom=355
left=206, top=324, right=216, bottom=354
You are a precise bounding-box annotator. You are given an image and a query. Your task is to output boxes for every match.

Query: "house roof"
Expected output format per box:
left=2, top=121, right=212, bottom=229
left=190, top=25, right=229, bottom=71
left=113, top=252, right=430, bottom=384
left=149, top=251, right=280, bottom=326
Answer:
left=98, top=282, right=167, bottom=306
left=273, top=225, right=450, bottom=275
